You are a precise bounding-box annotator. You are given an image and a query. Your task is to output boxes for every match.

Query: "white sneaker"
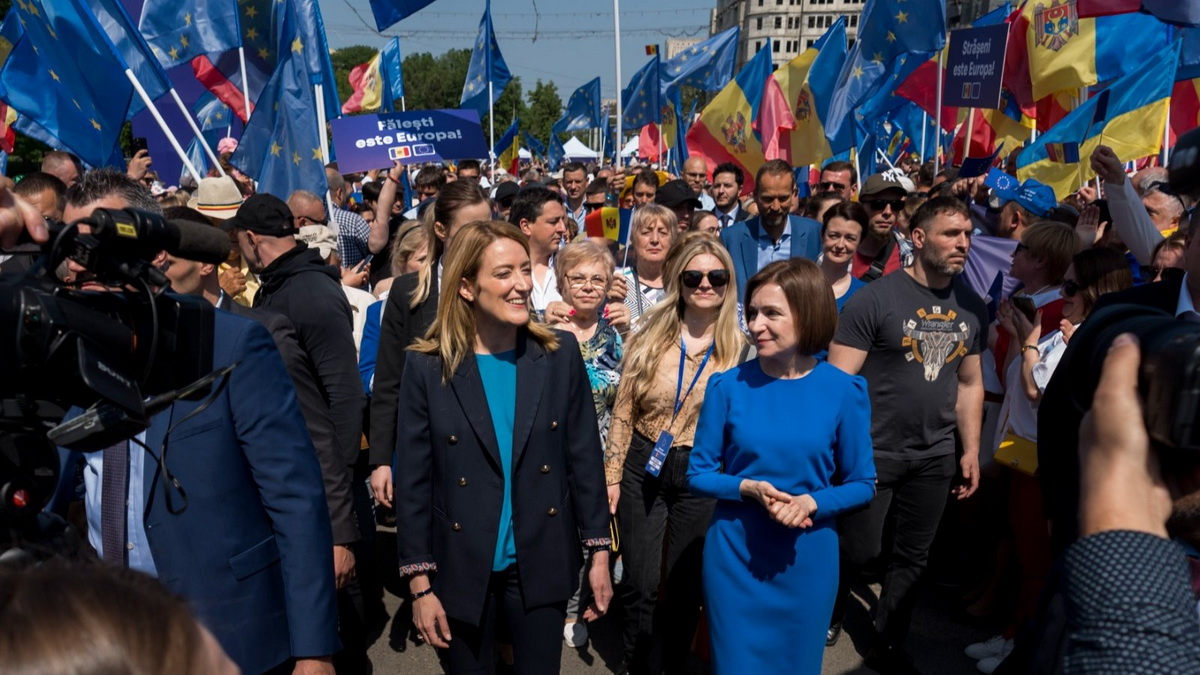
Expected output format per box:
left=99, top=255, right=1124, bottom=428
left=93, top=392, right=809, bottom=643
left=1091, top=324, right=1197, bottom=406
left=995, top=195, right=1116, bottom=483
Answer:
left=563, top=621, right=588, bottom=647
left=976, top=640, right=1014, bottom=674
left=964, top=635, right=1008, bottom=661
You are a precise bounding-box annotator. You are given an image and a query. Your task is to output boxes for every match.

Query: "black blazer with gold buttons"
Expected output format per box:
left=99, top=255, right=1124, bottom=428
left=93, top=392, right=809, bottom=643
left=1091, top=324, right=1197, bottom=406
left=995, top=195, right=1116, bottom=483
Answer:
left=394, top=329, right=611, bottom=625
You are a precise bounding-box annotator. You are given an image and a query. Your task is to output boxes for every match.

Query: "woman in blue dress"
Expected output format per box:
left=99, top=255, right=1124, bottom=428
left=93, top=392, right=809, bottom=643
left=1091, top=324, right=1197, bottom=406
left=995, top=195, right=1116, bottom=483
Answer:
left=688, top=259, right=877, bottom=674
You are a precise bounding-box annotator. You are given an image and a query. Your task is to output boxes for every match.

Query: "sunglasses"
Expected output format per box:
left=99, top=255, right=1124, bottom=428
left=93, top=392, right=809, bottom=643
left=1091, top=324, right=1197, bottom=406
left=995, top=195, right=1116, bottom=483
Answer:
left=866, top=199, right=905, bottom=212
left=680, top=269, right=730, bottom=289
left=816, top=181, right=846, bottom=192
left=1062, top=279, right=1081, bottom=297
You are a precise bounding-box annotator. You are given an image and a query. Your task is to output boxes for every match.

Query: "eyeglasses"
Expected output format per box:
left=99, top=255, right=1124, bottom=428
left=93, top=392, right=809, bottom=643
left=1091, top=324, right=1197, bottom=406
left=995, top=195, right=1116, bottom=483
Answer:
left=299, top=214, right=329, bottom=226
left=679, top=269, right=730, bottom=289
left=1062, top=279, right=1081, bottom=297
left=866, top=199, right=904, bottom=212
left=584, top=202, right=605, bottom=212
left=567, top=274, right=608, bottom=289
left=816, top=181, right=846, bottom=192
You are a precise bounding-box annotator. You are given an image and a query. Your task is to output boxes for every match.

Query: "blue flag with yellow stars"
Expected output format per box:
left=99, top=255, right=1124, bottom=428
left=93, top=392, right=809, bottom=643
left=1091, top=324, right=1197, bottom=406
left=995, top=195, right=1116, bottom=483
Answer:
left=84, top=0, right=172, bottom=118
left=230, top=34, right=328, bottom=201
left=460, top=1, right=510, bottom=116
left=622, top=54, right=661, bottom=129
left=0, top=1, right=131, bottom=168
left=140, top=0, right=241, bottom=71
left=824, top=0, right=946, bottom=153
left=369, top=0, right=437, bottom=32
left=660, top=26, right=738, bottom=95
left=553, top=77, right=601, bottom=134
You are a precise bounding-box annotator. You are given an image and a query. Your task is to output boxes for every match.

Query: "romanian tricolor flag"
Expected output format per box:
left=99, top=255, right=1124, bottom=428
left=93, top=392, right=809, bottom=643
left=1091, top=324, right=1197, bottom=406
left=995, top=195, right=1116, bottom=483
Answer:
left=757, top=18, right=847, bottom=167
left=952, top=90, right=1034, bottom=164
left=685, top=41, right=773, bottom=194
left=1016, top=41, right=1178, bottom=198
left=1010, top=0, right=1170, bottom=102
left=494, top=118, right=521, bottom=175
left=584, top=207, right=631, bottom=242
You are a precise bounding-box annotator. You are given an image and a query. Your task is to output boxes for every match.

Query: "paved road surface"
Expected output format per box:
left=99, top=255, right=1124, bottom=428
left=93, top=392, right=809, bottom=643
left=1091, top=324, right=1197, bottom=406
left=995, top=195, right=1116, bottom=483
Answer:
left=364, top=528, right=1002, bottom=674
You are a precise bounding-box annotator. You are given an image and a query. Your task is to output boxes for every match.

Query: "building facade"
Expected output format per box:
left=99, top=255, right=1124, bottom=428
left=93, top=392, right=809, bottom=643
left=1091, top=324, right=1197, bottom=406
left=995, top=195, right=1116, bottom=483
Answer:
left=711, top=0, right=865, bottom=71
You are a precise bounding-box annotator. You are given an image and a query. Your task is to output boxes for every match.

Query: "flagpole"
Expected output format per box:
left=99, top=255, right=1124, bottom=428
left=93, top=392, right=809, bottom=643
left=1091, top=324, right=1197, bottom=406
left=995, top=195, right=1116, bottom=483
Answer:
left=921, top=111, right=928, bottom=161
left=124, top=70, right=201, bottom=184
left=613, top=0, right=624, bottom=170
left=314, top=83, right=331, bottom=165
left=1163, top=102, right=1172, bottom=166
left=933, top=48, right=944, bottom=174
left=963, top=108, right=976, bottom=164
left=238, top=47, right=253, bottom=122
left=168, top=89, right=226, bottom=177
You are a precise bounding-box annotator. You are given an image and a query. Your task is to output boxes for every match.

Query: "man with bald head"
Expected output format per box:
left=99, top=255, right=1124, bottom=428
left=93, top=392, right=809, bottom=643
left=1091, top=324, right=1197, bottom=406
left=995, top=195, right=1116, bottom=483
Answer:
left=682, top=156, right=715, bottom=211
left=41, top=151, right=82, bottom=188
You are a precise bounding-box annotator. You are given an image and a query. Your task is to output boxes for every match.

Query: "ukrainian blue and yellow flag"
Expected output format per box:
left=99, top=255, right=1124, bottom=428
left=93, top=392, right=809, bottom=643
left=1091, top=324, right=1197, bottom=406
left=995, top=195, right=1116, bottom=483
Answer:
left=1016, top=40, right=1179, bottom=199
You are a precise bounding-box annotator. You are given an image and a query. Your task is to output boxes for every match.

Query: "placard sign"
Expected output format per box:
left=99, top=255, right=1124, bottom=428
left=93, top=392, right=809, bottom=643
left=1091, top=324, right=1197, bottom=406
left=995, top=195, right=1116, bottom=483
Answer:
left=944, top=23, right=1009, bottom=109
left=330, top=109, right=489, bottom=173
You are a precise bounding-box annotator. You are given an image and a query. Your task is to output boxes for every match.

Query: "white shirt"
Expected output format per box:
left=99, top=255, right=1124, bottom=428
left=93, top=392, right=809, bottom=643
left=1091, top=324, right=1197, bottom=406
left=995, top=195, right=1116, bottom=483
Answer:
left=530, top=255, right=562, bottom=312
left=993, top=328, right=1071, bottom=450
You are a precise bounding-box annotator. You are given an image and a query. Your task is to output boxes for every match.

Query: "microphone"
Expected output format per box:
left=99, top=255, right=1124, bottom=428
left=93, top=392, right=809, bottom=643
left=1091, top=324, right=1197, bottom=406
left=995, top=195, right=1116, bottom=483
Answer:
left=85, top=209, right=230, bottom=264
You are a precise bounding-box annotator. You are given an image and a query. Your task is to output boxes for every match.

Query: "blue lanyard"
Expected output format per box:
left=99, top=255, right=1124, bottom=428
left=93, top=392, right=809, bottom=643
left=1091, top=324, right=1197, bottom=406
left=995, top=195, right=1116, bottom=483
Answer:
left=673, top=337, right=714, bottom=423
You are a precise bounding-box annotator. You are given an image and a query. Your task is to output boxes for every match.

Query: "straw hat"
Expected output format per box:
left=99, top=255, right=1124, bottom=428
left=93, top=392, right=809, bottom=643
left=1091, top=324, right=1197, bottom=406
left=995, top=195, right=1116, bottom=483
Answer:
left=187, top=176, right=244, bottom=220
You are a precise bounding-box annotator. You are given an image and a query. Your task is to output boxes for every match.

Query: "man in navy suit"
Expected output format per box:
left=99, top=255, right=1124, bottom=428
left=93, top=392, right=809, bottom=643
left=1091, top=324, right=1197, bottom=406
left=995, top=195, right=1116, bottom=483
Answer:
left=720, top=159, right=823, bottom=293
left=55, top=169, right=339, bottom=675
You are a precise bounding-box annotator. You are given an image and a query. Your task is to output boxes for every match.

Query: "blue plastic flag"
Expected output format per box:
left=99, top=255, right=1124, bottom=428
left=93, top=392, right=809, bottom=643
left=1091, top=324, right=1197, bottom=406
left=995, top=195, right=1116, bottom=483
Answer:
left=660, top=27, right=739, bottom=95
left=369, top=0, right=437, bottom=32
left=139, top=0, right=241, bottom=70
left=0, top=2, right=132, bottom=168
left=553, top=77, right=602, bottom=133
left=460, top=1, right=510, bottom=116
left=230, top=33, right=328, bottom=200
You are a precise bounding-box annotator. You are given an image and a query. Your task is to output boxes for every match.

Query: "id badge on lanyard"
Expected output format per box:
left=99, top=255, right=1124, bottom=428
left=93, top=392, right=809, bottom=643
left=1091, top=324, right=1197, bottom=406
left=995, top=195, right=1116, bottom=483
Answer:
left=646, top=338, right=713, bottom=477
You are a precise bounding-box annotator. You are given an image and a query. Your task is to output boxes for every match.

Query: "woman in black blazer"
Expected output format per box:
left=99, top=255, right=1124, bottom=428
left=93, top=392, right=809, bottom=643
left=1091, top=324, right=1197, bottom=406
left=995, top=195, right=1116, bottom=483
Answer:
left=368, top=180, right=494, bottom=506
left=396, top=220, right=613, bottom=674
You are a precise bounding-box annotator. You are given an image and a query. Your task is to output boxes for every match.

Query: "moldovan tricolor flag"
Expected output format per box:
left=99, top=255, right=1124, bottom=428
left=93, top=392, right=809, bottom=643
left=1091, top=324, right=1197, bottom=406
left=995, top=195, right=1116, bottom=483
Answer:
left=757, top=18, right=847, bottom=167
left=583, top=207, right=631, bottom=242
left=686, top=41, right=773, bottom=194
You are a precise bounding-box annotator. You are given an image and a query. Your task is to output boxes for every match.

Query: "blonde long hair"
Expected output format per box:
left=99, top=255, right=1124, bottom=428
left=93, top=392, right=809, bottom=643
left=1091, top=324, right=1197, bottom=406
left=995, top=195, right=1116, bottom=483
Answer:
left=410, top=220, right=559, bottom=382
left=409, top=180, right=489, bottom=309
left=620, top=232, right=746, bottom=405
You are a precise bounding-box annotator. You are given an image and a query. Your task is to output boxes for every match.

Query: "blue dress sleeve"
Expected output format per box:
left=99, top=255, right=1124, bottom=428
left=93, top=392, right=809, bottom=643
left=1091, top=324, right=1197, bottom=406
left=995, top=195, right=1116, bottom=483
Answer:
left=687, top=371, right=744, bottom=501
left=809, top=375, right=876, bottom=518
left=358, top=300, right=383, bottom=395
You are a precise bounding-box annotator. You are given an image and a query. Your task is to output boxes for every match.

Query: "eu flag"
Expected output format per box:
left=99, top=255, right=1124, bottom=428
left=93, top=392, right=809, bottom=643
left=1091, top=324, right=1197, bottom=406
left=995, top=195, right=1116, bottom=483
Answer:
left=824, top=0, right=946, bottom=152
left=553, top=77, right=601, bottom=133
left=140, top=0, right=241, bottom=71
left=660, top=26, right=738, bottom=94
left=292, top=0, right=342, bottom=124
left=84, top=0, right=172, bottom=117
left=369, top=0, right=437, bottom=32
left=523, top=131, right=545, bottom=160
left=622, top=55, right=661, bottom=128
left=381, top=36, right=404, bottom=102
left=230, top=36, right=328, bottom=200
left=547, top=133, right=565, bottom=170
left=0, top=1, right=133, bottom=168
left=460, top=1, right=510, bottom=116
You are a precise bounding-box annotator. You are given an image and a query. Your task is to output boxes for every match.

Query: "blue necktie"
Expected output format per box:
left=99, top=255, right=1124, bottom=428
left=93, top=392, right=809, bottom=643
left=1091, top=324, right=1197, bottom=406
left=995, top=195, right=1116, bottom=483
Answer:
left=101, top=440, right=129, bottom=566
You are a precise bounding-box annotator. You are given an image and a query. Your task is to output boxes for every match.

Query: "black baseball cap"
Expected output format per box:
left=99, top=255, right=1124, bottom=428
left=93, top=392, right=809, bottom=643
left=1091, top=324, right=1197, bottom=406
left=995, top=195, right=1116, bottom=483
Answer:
left=223, top=193, right=298, bottom=236
left=493, top=181, right=520, bottom=203
left=656, top=179, right=702, bottom=209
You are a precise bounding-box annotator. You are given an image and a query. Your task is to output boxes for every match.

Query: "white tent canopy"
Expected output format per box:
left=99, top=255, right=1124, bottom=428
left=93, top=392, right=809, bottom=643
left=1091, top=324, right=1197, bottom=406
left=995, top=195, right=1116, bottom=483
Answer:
left=562, top=136, right=598, bottom=160
left=620, top=136, right=639, bottom=158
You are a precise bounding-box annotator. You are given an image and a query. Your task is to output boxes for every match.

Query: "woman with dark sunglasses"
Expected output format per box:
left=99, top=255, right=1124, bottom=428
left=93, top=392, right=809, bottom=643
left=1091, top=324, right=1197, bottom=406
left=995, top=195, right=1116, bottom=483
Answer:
left=605, top=232, right=749, bottom=674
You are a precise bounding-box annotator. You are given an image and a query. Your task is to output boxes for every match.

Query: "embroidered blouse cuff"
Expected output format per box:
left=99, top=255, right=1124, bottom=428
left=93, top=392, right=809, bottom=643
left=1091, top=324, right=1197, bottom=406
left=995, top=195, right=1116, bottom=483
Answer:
left=398, top=561, right=437, bottom=577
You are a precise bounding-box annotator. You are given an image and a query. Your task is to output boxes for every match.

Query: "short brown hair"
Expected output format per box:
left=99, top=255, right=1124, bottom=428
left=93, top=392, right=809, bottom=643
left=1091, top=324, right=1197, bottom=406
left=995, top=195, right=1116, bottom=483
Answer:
left=909, top=195, right=971, bottom=233
left=754, top=159, right=795, bottom=194
left=745, top=259, right=837, bottom=356
left=1021, top=221, right=1080, bottom=284
left=1072, top=247, right=1134, bottom=316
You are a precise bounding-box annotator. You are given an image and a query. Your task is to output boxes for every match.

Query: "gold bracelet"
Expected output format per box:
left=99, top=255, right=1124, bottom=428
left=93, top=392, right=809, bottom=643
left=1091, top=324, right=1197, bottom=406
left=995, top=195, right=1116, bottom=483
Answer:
left=1020, top=344, right=1039, bottom=354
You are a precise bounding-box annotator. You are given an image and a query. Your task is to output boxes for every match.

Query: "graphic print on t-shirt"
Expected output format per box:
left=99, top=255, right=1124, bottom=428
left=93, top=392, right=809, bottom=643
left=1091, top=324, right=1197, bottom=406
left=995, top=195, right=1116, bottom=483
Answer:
left=901, top=306, right=971, bottom=382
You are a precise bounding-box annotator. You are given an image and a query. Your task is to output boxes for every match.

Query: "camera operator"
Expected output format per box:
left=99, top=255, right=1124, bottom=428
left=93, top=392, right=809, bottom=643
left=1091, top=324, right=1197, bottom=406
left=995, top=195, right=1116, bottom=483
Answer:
left=1066, top=334, right=1200, bottom=672
left=49, top=169, right=339, bottom=675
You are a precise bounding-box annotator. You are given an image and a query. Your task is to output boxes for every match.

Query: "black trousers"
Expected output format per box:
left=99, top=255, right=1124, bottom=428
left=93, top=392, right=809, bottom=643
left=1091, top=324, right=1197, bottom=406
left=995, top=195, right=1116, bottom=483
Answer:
left=444, top=566, right=566, bottom=675
left=831, top=453, right=956, bottom=648
left=617, top=431, right=714, bottom=675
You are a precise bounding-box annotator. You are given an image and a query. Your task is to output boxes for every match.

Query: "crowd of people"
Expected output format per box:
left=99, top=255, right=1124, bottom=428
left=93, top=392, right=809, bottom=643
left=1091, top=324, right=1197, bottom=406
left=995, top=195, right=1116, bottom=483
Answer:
left=2, top=137, right=1200, bottom=675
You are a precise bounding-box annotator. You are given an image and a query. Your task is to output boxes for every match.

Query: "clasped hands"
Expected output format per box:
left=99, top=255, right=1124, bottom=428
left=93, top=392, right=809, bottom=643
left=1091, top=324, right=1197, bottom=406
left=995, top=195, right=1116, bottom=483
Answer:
left=740, top=479, right=817, bottom=528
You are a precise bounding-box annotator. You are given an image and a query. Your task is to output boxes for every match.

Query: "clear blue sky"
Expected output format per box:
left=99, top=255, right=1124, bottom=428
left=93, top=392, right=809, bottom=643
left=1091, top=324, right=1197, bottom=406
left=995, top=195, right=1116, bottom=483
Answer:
left=321, top=0, right=717, bottom=99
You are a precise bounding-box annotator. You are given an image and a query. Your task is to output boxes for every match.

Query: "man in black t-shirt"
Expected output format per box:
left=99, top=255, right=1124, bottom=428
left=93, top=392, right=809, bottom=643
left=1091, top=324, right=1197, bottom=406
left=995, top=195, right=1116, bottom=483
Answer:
left=827, top=196, right=987, bottom=674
